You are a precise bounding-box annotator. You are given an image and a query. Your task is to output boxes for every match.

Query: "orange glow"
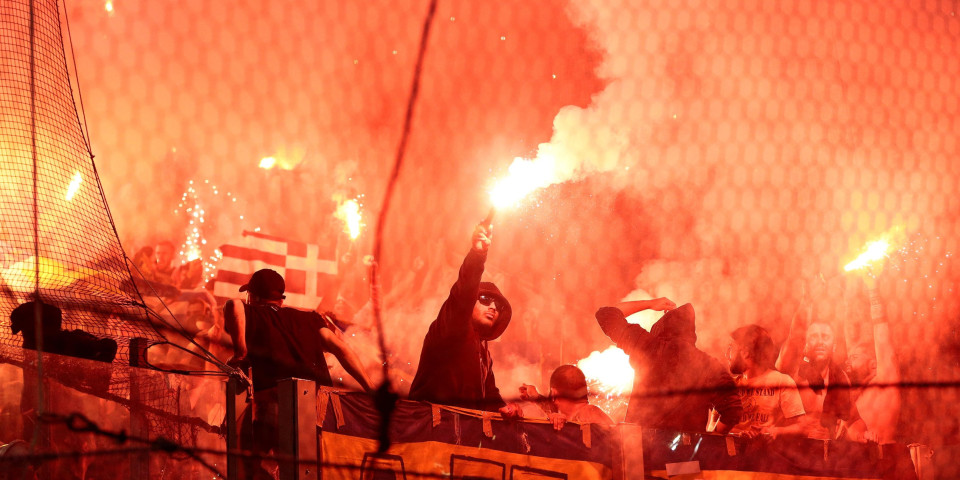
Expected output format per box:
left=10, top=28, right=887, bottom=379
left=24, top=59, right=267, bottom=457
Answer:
left=577, top=346, right=634, bottom=396
left=259, top=156, right=276, bottom=169
left=844, top=227, right=902, bottom=272
left=488, top=155, right=557, bottom=209
left=257, top=146, right=306, bottom=171
left=65, top=171, right=82, bottom=201
left=334, top=197, right=363, bottom=239
left=2, top=257, right=97, bottom=292
left=844, top=240, right=891, bottom=271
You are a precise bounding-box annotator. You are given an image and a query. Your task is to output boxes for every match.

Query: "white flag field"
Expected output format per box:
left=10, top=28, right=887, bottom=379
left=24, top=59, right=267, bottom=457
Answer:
left=213, top=230, right=338, bottom=310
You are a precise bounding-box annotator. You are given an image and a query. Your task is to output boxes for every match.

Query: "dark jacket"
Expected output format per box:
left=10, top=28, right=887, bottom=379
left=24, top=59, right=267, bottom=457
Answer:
left=797, top=359, right=860, bottom=429
left=597, top=303, right=742, bottom=432
left=409, top=249, right=512, bottom=411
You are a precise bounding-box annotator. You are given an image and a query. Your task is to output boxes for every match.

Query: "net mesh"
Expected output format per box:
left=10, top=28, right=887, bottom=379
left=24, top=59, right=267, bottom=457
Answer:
left=0, top=0, right=190, bottom=458
left=1, top=0, right=960, bottom=476
left=0, top=0, right=161, bottom=360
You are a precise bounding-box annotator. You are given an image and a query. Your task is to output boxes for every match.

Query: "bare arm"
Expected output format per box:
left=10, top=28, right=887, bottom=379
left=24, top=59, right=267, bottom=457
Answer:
left=775, top=298, right=809, bottom=377
left=584, top=405, right=615, bottom=426
left=222, top=299, right=247, bottom=363
left=842, top=417, right=869, bottom=442
left=866, top=284, right=899, bottom=384
left=767, top=415, right=805, bottom=437
left=319, top=327, right=374, bottom=393
left=715, top=420, right=734, bottom=435
left=611, top=298, right=676, bottom=317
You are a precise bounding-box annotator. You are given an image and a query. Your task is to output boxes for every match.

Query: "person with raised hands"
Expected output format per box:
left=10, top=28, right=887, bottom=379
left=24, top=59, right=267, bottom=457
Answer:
left=409, top=221, right=515, bottom=414
left=845, top=263, right=901, bottom=444
left=596, top=300, right=743, bottom=434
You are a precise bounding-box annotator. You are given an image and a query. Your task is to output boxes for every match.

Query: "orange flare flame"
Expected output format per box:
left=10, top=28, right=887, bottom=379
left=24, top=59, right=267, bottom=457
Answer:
left=259, top=156, right=276, bottom=169
left=577, top=346, right=634, bottom=396
left=844, top=227, right=903, bottom=272
left=488, top=155, right=557, bottom=209
left=335, top=198, right=363, bottom=240
left=844, top=240, right=891, bottom=271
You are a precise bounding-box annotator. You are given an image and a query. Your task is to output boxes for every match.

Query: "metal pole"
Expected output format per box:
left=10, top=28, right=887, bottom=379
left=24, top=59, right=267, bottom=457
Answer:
left=278, top=378, right=318, bottom=480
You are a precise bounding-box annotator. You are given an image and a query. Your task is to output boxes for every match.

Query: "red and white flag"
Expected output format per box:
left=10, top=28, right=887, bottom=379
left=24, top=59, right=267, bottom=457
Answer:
left=214, top=230, right=338, bottom=310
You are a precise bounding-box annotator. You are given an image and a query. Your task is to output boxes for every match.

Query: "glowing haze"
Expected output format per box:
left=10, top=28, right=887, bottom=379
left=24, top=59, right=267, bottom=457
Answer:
left=43, top=0, right=960, bottom=447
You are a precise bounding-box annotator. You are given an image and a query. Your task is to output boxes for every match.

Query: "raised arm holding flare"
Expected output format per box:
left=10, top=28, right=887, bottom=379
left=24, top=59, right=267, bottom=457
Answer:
left=597, top=300, right=742, bottom=434
left=775, top=283, right=864, bottom=441
left=409, top=222, right=514, bottom=413
left=845, top=267, right=901, bottom=444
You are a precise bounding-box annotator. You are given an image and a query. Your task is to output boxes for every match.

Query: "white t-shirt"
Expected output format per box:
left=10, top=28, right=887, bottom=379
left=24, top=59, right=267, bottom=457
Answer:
left=734, top=369, right=805, bottom=431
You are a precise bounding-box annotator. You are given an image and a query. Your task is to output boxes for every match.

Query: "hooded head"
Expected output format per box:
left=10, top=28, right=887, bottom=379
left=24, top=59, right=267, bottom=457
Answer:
left=473, top=281, right=512, bottom=340
left=650, top=303, right=697, bottom=345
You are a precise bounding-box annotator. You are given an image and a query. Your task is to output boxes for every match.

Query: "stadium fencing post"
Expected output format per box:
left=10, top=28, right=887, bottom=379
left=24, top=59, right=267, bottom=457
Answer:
left=278, top=378, right=318, bottom=480
left=225, top=375, right=243, bottom=479
left=619, top=424, right=644, bottom=480
left=128, top=337, right=150, bottom=479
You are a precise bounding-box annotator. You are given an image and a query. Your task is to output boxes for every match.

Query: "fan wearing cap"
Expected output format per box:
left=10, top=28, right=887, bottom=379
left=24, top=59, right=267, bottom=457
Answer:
left=596, top=301, right=743, bottom=434
left=223, top=268, right=373, bottom=474
left=409, top=223, right=514, bottom=413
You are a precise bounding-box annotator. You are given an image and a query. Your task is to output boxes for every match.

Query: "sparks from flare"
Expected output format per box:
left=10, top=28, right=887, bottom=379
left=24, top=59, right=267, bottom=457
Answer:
left=65, top=172, right=83, bottom=201
left=333, top=194, right=364, bottom=240
left=174, top=180, right=247, bottom=282
left=488, top=155, right=557, bottom=209
left=577, top=346, right=633, bottom=422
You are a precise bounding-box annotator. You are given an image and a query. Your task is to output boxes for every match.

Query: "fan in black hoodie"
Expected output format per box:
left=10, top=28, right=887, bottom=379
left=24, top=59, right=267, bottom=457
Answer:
left=409, top=223, right=513, bottom=412
left=596, top=301, right=742, bottom=433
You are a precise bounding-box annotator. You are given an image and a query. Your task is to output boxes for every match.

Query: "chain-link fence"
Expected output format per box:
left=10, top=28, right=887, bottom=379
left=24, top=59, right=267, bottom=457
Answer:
left=2, top=0, right=959, bottom=477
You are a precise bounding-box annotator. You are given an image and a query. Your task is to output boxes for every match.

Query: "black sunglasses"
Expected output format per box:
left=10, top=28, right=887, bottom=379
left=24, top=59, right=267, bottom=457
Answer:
left=478, top=294, right=499, bottom=309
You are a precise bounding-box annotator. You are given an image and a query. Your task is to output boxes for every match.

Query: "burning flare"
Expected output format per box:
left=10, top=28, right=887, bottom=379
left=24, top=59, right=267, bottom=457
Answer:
left=844, top=228, right=903, bottom=272
left=577, top=346, right=634, bottom=396
left=488, top=155, right=557, bottom=209
left=259, top=156, right=277, bottom=169
left=844, top=240, right=891, bottom=272
left=65, top=171, right=82, bottom=201
left=334, top=197, right=363, bottom=240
